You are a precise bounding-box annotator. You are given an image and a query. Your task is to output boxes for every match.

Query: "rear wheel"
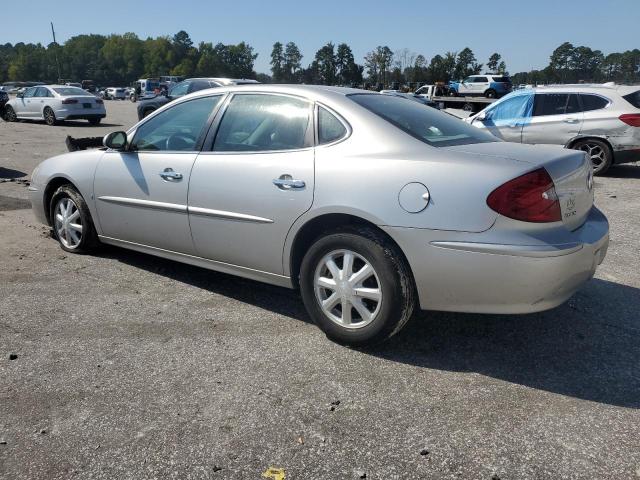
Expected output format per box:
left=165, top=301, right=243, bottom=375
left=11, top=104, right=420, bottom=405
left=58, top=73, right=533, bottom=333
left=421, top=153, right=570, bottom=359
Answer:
left=299, top=227, right=415, bottom=346
left=43, top=107, right=57, bottom=126
left=50, top=185, right=99, bottom=253
left=485, top=89, right=497, bottom=98
left=142, top=108, right=155, bottom=118
left=573, top=138, right=612, bottom=175
left=3, top=105, right=17, bottom=122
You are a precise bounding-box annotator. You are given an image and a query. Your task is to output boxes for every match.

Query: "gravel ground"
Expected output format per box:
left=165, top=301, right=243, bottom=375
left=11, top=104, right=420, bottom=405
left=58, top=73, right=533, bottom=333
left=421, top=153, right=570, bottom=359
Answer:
left=1, top=101, right=639, bottom=479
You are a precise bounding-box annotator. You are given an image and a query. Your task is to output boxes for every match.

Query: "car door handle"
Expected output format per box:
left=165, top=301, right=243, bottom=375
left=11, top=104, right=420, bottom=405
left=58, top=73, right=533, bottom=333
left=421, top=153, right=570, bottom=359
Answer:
left=273, top=176, right=305, bottom=190
left=564, top=118, right=579, bottom=124
left=159, top=168, right=183, bottom=181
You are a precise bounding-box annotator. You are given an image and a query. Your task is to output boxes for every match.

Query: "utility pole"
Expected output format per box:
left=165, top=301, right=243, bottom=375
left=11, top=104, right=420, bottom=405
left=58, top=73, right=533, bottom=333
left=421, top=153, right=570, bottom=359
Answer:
left=51, top=22, right=61, bottom=83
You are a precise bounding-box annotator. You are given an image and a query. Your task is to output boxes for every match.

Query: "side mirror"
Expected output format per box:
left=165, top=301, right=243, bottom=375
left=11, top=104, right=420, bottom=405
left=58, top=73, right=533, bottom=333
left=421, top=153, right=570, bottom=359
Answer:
left=475, top=112, right=486, bottom=122
left=17, top=92, right=24, bottom=98
left=103, top=131, right=128, bottom=150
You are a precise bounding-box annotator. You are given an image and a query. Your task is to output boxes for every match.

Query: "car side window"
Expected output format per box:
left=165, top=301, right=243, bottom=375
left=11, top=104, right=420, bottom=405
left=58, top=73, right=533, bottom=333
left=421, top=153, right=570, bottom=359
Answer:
left=475, top=77, right=488, bottom=83
left=318, top=106, right=347, bottom=145
left=169, top=81, right=190, bottom=97
left=533, top=93, right=570, bottom=116
left=566, top=94, right=580, bottom=114
left=580, top=94, right=609, bottom=112
left=130, top=95, right=222, bottom=152
left=484, top=95, right=531, bottom=123
left=213, top=94, right=311, bottom=152
left=24, top=87, right=37, bottom=98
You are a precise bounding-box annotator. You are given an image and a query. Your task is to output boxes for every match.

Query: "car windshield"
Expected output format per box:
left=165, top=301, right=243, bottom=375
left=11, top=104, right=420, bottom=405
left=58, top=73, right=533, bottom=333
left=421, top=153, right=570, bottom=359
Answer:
left=349, top=93, right=497, bottom=147
left=53, top=87, right=89, bottom=96
left=623, top=90, right=640, bottom=109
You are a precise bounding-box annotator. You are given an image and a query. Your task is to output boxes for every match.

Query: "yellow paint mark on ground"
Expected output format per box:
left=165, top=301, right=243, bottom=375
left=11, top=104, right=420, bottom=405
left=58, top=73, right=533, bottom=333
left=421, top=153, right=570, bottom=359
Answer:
left=262, top=467, right=285, bottom=480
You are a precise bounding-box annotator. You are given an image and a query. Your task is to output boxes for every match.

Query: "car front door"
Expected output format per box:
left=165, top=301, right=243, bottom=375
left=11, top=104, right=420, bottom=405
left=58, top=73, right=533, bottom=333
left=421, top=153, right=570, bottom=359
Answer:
left=473, top=76, right=489, bottom=95
left=458, top=77, right=474, bottom=95
left=472, top=93, right=533, bottom=142
left=188, top=93, right=314, bottom=274
left=93, top=94, right=223, bottom=254
left=521, top=93, right=584, bottom=146
left=17, top=87, right=37, bottom=117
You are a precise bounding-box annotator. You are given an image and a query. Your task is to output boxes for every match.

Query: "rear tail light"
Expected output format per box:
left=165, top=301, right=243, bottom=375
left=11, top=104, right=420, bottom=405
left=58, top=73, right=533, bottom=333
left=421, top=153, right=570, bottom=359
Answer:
left=619, top=113, right=640, bottom=127
left=62, top=98, right=78, bottom=104
left=487, top=168, right=561, bottom=223
left=95, top=99, right=104, bottom=104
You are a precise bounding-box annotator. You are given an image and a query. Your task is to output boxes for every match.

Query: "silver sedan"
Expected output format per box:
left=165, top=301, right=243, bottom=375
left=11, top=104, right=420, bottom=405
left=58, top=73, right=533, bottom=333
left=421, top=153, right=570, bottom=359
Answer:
left=4, top=85, right=106, bottom=126
left=29, top=85, right=609, bottom=345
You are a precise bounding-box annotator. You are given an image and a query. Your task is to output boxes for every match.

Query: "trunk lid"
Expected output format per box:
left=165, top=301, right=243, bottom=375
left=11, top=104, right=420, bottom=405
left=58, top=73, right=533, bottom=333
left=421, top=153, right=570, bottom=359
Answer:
left=445, top=142, right=594, bottom=230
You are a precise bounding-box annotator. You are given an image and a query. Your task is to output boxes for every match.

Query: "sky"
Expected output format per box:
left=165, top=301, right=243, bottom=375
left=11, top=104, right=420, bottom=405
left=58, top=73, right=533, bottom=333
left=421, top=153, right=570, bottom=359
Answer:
left=2, top=0, right=638, bottom=75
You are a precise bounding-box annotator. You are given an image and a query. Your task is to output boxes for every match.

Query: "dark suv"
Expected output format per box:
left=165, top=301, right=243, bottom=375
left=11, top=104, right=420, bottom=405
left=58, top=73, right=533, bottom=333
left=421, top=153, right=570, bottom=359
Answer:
left=136, top=77, right=259, bottom=120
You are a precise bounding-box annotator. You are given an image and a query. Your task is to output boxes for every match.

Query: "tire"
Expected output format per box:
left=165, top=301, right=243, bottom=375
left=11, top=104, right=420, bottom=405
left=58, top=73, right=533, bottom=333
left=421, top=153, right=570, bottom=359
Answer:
left=485, top=89, right=497, bottom=99
left=572, top=138, right=613, bottom=175
left=88, top=118, right=101, bottom=125
left=43, top=107, right=57, bottom=126
left=462, top=102, right=474, bottom=112
left=50, top=185, right=99, bottom=254
left=449, top=89, right=458, bottom=97
left=299, top=227, right=415, bottom=346
left=4, top=105, right=17, bottom=122
left=142, top=108, right=155, bottom=118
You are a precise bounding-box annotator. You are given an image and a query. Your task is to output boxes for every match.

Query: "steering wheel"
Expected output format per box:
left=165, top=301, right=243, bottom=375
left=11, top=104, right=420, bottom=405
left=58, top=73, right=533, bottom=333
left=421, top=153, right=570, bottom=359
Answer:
left=165, top=133, right=196, bottom=151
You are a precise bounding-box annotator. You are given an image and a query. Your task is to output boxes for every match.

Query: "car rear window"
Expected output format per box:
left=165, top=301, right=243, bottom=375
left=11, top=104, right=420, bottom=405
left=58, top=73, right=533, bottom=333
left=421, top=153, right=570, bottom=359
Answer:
left=53, top=87, right=88, bottom=96
left=623, top=90, right=640, bottom=109
left=349, top=93, right=497, bottom=147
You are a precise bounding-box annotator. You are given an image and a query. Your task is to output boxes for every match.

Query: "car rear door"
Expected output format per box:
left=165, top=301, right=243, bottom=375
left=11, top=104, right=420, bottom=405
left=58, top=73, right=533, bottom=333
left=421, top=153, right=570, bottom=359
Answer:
left=188, top=92, right=314, bottom=275
left=473, top=76, right=489, bottom=95
left=93, top=95, right=223, bottom=254
left=521, top=93, right=584, bottom=146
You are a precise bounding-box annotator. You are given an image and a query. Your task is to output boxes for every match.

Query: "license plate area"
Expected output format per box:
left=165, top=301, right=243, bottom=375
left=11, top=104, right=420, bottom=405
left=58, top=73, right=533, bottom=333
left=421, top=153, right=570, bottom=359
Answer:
left=83, top=103, right=92, bottom=109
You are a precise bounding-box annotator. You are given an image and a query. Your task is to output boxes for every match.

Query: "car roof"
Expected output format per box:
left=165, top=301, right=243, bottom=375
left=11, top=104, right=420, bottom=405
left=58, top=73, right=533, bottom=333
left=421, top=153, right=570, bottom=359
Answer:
left=529, top=83, right=638, bottom=95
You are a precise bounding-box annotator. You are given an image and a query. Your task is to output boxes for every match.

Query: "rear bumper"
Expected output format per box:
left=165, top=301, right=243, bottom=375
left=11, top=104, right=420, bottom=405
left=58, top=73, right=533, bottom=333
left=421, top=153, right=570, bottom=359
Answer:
left=55, top=107, right=106, bottom=120
left=384, top=207, right=609, bottom=314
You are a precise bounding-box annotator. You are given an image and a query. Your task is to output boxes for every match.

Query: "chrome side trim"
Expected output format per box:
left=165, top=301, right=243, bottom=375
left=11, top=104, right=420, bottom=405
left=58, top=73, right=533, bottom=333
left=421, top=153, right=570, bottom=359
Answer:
left=97, top=196, right=187, bottom=213
left=188, top=206, right=274, bottom=224
left=98, top=235, right=293, bottom=288
left=430, top=241, right=583, bottom=258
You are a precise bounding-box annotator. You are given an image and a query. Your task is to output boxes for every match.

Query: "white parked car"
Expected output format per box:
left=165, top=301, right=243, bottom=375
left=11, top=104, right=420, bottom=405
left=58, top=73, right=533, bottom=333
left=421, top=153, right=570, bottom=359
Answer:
left=3, top=85, right=106, bottom=126
left=466, top=84, right=640, bottom=174
left=105, top=87, right=127, bottom=100
left=449, top=74, right=513, bottom=98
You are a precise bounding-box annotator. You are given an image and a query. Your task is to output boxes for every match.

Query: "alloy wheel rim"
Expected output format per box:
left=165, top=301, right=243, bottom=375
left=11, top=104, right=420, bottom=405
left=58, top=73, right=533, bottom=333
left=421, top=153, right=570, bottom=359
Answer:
left=45, top=109, right=54, bottom=124
left=579, top=143, right=605, bottom=169
left=314, top=249, right=382, bottom=329
left=6, top=107, right=16, bottom=121
left=54, top=198, right=83, bottom=249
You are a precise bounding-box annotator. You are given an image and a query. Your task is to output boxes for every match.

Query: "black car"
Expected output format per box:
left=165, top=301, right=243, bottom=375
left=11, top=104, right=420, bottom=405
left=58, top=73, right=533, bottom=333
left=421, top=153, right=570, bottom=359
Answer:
left=136, top=78, right=260, bottom=120
left=0, top=90, right=9, bottom=119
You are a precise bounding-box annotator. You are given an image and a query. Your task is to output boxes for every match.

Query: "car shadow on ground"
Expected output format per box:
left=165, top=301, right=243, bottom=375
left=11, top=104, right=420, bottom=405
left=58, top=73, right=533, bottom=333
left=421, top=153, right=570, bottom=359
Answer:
left=99, top=246, right=639, bottom=409
left=0, top=167, right=27, bottom=179
left=604, top=164, right=640, bottom=179
left=10, top=119, right=123, bottom=128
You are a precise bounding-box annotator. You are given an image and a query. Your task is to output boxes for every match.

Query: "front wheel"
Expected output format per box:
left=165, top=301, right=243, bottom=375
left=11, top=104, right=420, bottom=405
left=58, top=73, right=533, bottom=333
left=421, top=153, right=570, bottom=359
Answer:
left=299, top=227, right=415, bottom=346
left=3, top=105, right=17, bottom=122
left=43, top=107, right=57, bottom=126
left=50, top=185, right=99, bottom=253
left=573, top=139, right=612, bottom=175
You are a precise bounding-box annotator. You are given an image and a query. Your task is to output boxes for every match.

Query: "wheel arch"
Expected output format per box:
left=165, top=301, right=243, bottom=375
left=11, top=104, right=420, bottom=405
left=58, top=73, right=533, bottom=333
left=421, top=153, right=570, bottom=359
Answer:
left=566, top=135, right=614, bottom=154
left=43, top=176, right=78, bottom=225
left=286, top=212, right=416, bottom=290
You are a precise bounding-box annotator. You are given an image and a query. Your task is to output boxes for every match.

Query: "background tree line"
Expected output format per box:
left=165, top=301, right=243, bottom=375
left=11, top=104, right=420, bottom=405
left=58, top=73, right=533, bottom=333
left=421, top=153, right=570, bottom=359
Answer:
left=0, top=30, right=258, bottom=85
left=1, top=31, right=638, bottom=88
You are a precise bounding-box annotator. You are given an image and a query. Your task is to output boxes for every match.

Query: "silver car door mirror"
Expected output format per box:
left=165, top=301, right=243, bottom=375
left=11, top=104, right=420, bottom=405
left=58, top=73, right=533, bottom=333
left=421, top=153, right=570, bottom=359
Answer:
left=103, top=131, right=128, bottom=150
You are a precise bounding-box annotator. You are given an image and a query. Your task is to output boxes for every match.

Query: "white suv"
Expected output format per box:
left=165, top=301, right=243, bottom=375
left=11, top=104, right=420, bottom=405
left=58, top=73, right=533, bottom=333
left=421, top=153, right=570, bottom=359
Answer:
left=466, top=84, right=640, bottom=174
left=449, top=74, right=512, bottom=98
